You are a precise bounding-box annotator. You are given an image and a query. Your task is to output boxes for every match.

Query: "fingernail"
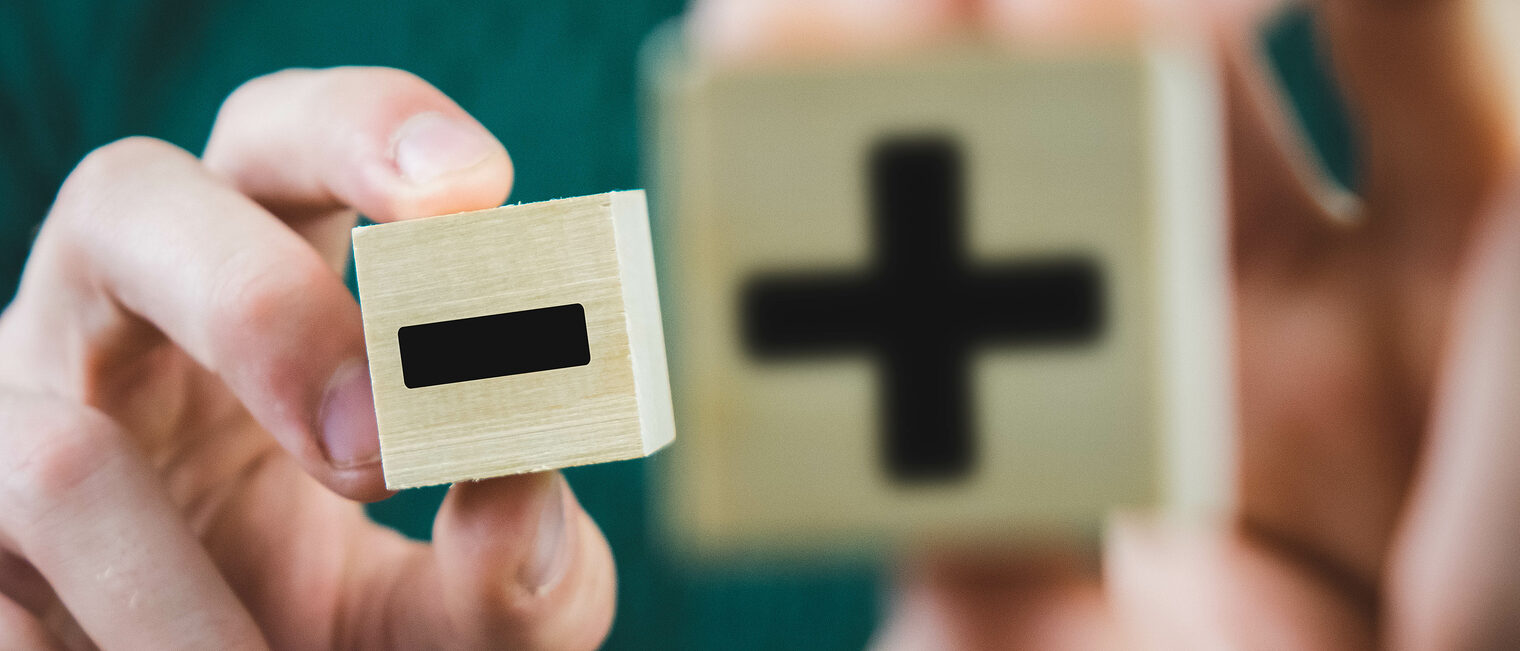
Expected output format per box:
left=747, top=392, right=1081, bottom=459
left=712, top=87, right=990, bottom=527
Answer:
left=392, top=112, right=496, bottom=184
left=319, top=360, right=381, bottom=469
left=518, top=474, right=571, bottom=594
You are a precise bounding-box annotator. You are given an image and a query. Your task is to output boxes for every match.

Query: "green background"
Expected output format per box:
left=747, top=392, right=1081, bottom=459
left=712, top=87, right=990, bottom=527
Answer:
left=0, top=2, right=1348, bottom=648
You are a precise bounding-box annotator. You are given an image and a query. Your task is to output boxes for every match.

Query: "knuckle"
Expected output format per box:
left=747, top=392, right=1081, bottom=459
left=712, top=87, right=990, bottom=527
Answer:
left=206, top=69, right=314, bottom=165
left=322, top=65, right=435, bottom=99
left=0, top=400, right=120, bottom=530
left=33, top=136, right=191, bottom=297
left=216, top=68, right=316, bottom=123
left=204, top=246, right=350, bottom=431
left=207, top=247, right=341, bottom=400
left=52, top=137, right=184, bottom=230
left=210, top=247, right=330, bottom=343
left=65, top=137, right=180, bottom=194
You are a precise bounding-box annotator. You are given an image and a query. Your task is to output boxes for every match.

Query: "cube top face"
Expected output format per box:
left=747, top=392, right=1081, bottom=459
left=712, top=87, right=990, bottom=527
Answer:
left=651, top=44, right=1231, bottom=553
left=353, top=191, right=674, bottom=489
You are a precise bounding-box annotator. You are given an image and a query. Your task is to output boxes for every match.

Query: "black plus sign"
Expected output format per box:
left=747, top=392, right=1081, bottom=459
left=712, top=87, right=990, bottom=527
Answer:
left=742, top=136, right=1104, bottom=482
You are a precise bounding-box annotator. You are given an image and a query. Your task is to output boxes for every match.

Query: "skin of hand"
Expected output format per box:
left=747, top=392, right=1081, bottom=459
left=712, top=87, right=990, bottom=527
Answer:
left=692, top=0, right=1520, bottom=649
left=0, top=68, right=616, bottom=650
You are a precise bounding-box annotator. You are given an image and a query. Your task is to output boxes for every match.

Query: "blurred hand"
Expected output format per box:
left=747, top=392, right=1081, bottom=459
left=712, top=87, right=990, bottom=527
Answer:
left=0, top=68, right=615, bottom=650
left=691, top=0, right=1520, bottom=648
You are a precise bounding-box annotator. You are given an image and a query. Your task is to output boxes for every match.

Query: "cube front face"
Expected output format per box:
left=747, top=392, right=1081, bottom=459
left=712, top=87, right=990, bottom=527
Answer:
left=354, top=191, right=673, bottom=489
left=653, top=45, right=1230, bottom=552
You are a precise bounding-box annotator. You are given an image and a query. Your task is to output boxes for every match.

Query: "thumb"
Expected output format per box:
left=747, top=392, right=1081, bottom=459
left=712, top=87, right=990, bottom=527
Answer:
left=348, top=473, right=617, bottom=650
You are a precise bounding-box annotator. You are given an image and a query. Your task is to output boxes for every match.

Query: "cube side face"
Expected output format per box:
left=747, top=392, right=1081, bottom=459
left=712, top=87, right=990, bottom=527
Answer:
left=353, top=194, right=651, bottom=489
left=1146, top=49, right=1236, bottom=518
left=653, top=46, right=1227, bottom=553
left=609, top=191, right=677, bottom=455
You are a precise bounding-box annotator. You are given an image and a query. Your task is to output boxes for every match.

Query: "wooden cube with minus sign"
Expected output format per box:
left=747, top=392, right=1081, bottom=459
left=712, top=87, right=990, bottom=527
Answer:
left=351, top=190, right=674, bottom=489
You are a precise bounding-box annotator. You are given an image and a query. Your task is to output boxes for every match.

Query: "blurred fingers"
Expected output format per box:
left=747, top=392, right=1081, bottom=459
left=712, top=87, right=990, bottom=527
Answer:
left=0, top=392, right=265, bottom=649
left=1385, top=181, right=1520, bottom=649
left=870, top=551, right=1117, bottom=650
left=981, top=0, right=1205, bottom=47
left=687, top=0, right=971, bottom=64
left=1319, top=0, right=1519, bottom=222
left=1104, top=517, right=1374, bottom=650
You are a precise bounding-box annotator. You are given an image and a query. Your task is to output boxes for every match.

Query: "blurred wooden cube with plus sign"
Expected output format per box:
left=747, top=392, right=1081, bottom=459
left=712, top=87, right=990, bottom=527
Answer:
left=645, top=29, right=1235, bottom=556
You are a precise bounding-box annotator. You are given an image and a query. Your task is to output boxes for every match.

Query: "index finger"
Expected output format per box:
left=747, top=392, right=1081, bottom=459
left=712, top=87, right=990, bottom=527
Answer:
left=204, top=66, right=513, bottom=225
left=202, top=67, right=513, bottom=273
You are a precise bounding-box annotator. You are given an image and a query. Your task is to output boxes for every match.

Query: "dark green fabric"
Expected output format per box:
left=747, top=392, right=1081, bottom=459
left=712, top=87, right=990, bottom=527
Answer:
left=0, top=2, right=1347, bottom=649
left=1263, top=7, right=1358, bottom=191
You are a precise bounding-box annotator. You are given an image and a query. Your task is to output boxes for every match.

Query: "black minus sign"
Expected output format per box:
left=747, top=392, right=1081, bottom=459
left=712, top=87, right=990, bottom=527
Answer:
left=398, top=303, right=591, bottom=389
